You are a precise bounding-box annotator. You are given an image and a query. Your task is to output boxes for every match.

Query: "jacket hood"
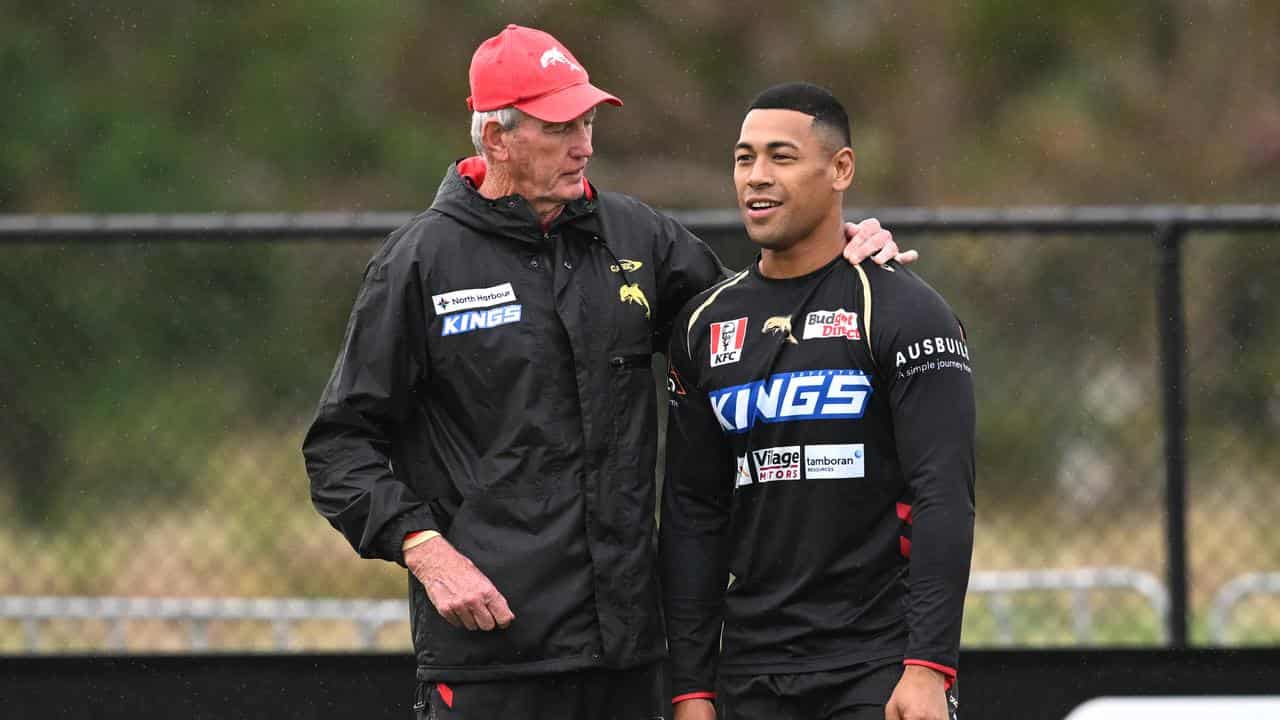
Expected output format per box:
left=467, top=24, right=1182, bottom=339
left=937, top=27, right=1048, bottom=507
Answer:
left=429, top=156, right=599, bottom=244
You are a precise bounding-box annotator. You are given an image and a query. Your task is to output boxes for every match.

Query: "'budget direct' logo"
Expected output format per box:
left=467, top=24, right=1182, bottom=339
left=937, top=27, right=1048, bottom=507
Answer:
left=708, top=369, right=871, bottom=433
left=803, top=308, right=861, bottom=341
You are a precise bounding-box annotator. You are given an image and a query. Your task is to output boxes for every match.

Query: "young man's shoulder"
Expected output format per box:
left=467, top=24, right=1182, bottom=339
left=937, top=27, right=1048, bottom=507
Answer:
left=856, top=259, right=957, bottom=317
left=670, top=269, right=752, bottom=353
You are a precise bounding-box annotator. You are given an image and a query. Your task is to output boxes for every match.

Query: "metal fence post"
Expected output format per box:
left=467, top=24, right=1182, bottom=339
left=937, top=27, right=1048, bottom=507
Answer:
left=1156, top=222, right=1189, bottom=648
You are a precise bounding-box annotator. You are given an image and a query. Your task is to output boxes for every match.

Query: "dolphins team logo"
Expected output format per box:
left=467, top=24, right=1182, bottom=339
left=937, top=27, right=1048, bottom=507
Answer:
left=763, top=315, right=798, bottom=344
left=540, top=47, right=582, bottom=73
left=619, top=283, right=651, bottom=318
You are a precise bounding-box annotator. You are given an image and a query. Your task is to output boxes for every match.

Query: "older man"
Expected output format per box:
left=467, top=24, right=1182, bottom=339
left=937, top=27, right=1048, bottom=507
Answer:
left=303, top=26, right=905, bottom=720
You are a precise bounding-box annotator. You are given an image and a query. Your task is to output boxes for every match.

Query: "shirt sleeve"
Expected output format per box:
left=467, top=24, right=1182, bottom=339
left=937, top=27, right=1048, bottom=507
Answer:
left=869, top=263, right=976, bottom=678
left=302, top=230, right=439, bottom=565
left=660, top=319, right=735, bottom=701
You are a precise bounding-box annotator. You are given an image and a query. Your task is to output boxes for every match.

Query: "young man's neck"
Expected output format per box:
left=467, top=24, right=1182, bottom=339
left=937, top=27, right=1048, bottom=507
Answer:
left=477, top=164, right=565, bottom=227
left=757, top=211, right=846, bottom=279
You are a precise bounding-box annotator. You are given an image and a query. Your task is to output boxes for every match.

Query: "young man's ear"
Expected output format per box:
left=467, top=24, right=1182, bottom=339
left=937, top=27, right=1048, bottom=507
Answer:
left=832, top=147, right=855, bottom=192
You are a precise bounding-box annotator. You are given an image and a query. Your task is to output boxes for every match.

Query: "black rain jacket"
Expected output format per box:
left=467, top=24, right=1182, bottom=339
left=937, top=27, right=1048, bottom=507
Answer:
left=303, top=158, right=724, bottom=682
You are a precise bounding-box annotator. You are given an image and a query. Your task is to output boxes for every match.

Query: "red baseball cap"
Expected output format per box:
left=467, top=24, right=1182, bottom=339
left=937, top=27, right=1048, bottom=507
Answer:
left=467, top=24, right=622, bottom=123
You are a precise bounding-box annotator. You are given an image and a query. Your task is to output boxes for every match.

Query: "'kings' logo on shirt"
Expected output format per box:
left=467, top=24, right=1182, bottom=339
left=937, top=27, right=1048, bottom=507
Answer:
left=708, top=369, right=872, bottom=433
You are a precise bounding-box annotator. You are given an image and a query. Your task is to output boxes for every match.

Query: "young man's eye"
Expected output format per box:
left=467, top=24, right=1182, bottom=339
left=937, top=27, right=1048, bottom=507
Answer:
left=735, top=155, right=753, bottom=164
left=773, top=154, right=795, bottom=162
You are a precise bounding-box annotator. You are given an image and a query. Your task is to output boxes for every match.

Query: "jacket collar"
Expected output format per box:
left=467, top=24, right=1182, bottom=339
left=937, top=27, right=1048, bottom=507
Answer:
left=430, top=156, right=601, bottom=244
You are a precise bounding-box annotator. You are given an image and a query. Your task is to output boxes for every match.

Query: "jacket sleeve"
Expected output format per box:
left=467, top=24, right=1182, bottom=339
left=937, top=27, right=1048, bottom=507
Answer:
left=302, top=232, right=439, bottom=566
left=660, top=319, right=735, bottom=702
left=652, top=212, right=730, bottom=353
left=869, top=263, right=976, bottom=679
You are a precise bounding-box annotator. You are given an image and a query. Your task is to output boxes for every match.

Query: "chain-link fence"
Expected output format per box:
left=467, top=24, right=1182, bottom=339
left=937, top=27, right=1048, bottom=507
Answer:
left=2, top=209, right=1277, bottom=653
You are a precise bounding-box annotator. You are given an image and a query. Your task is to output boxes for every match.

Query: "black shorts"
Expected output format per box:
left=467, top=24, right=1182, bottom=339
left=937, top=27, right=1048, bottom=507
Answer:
left=414, top=662, right=665, bottom=720
left=715, top=661, right=960, bottom=720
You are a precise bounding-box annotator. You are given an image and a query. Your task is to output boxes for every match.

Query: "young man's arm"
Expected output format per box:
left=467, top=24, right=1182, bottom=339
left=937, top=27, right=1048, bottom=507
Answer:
left=660, top=320, right=736, bottom=715
left=867, top=265, right=976, bottom=720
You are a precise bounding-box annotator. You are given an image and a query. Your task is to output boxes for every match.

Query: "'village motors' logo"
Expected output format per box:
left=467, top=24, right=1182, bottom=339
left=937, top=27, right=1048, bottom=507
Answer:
left=709, top=317, right=748, bottom=367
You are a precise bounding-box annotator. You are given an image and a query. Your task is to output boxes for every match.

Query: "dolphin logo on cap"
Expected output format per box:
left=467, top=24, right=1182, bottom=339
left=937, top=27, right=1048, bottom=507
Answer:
left=540, top=47, right=582, bottom=73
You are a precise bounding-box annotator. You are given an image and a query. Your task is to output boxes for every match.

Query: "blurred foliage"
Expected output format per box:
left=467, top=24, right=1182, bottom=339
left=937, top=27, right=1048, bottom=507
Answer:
left=2, top=1, right=1277, bottom=212
left=1, top=0, right=1279, bottom=650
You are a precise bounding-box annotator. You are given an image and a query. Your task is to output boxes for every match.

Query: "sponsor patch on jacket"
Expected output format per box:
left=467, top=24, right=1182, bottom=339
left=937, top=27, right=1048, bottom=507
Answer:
left=804, top=443, right=865, bottom=479
left=803, top=308, right=861, bottom=341
left=441, top=303, right=522, bottom=336
left=609, top=259, right=644, bottom=273
left=708, top=369, right=871, bottom=433
left=432, top=282, right=516, bottom=315
left=709, top=317, right=748, bottom=367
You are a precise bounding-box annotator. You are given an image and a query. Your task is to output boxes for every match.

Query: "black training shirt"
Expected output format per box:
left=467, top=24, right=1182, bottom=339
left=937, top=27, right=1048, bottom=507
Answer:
left=661, top=254, right=976, bottom=700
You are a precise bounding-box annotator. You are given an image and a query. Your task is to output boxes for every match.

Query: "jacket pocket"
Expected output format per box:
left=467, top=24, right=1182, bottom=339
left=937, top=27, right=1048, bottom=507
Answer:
left=609, top=353, right=652, bottom=370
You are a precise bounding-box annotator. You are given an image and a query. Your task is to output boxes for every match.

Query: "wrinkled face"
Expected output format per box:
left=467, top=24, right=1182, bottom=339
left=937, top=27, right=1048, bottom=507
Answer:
left=504, top=108, right=596, bottom=210
left=734, top=109, right=843, bottom=251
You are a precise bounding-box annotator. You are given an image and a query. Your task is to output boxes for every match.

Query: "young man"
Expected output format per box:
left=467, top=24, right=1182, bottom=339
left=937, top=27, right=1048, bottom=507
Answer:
left=303, top=27, right=909, bottom=720
left=661, top=83, right=975, bottom=720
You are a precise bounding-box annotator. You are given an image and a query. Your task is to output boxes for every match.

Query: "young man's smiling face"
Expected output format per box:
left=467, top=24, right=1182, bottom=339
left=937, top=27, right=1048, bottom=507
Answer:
left=734, top=108, right=852, bottom=252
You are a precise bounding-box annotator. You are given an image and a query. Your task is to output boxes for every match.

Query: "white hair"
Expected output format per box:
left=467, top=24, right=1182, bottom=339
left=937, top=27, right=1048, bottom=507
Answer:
left=470, top=107, right=526, bottom=157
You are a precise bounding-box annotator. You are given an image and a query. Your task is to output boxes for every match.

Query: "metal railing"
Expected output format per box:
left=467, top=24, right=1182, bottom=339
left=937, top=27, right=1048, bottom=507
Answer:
left=1208, top=573, right=1280, bottom=644
left=969, top=568, right=1169, bottom=644
left=4, top=205, right=1280, bottom=649
left=0, top=595, right=406, bottom=652
left=2, top=568, right=1171, bottom=652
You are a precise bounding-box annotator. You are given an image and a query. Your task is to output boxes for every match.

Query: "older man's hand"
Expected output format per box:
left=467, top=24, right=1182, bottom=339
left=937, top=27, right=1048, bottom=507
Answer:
left=405, top=536, right=515, bottom=631
left=843, top=217, right=919, bottom=266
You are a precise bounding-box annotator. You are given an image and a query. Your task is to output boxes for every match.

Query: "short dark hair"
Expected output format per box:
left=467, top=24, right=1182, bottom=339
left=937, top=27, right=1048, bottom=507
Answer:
left=747, top=82, right=851, bottom=149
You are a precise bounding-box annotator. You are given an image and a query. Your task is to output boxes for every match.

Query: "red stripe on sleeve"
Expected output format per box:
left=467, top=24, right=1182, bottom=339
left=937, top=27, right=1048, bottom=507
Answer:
left=896, top=502, right=913, bottom=523
left=672, top=691, right=716, bottom=704
left=436, top=682, right=454, bottom=708
left=903, top=659, right=957, bottom=689
left=899, top=536, right=911, bottom=558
